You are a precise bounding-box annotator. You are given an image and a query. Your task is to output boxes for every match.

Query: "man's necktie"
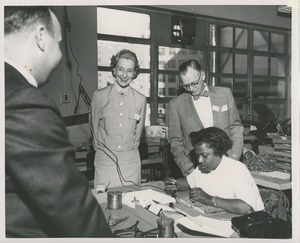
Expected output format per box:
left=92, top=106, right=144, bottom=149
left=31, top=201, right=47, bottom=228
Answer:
left=193, top=90, right=209, bottom=101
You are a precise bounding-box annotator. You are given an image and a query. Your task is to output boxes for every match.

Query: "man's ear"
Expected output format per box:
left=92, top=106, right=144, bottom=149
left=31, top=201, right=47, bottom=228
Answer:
left=35, top=26, right=46, bottom=52
left=200, top=71, right=206, bottom=80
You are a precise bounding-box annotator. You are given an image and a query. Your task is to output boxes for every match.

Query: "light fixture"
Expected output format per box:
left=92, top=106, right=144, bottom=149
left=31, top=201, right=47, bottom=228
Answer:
left=172, top=15, right=197, bottom=45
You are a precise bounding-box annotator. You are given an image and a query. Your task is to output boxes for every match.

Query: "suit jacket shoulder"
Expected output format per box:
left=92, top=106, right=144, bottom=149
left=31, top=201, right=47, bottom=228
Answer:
left=170, top=92, right=190, bottom=104
left=208, top=85, right=231, bottom=94
left=6, top=63, right=36, bottom=98
left=5, top=63, right=112, bottom=237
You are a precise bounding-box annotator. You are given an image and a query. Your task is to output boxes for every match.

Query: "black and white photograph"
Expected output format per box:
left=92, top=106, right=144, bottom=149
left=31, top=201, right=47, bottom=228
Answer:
left=1, top=0, right=299, bottom=242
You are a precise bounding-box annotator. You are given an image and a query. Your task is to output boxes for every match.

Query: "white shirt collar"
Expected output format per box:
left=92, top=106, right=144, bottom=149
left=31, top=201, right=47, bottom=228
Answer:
left=5, top=58, right=38, bottom=87
left=114, top=82, right=129, bottom=94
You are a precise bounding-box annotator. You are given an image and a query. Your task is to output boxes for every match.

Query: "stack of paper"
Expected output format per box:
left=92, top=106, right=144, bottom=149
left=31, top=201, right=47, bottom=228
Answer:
left=176, top=214, right=234, bottom=237
left=122, top=189, right=176, bottom=209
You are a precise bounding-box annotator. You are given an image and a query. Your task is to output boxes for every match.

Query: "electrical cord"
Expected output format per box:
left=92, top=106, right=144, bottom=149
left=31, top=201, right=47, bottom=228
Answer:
left=64, top=7, right=164, bottom=191
left=65, top=12, right=82, bottom=86
left=88, top=112, right=165, bottom=192
left=64, top=7, right=91, bottom=115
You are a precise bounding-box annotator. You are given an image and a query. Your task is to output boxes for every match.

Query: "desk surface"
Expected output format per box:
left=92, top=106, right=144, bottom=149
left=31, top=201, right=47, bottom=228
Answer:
left=92, top=181, right=238, bottom=238
left=251, top=171, right=291, bottom=190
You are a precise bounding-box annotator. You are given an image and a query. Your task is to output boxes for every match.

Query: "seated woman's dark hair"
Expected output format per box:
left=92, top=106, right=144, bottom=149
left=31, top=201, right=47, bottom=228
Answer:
left=189, top=127, right=233, bottom=157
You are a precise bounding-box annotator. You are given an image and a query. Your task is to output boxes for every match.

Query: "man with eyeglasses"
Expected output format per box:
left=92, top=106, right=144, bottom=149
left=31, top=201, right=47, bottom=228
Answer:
left=168, top=59, right=244, bottom=177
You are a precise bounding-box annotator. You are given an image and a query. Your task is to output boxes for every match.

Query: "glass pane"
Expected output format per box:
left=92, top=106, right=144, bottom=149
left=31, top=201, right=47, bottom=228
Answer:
left=157, top=103, right=168, bottom=126
left=271, top=57, right=285, bottom=77
left=266, top=103, right=285, bottom=122
left=158, top=46, right=204, bottom=71
left=131, top=74, right=151, bottom=97
left=219, top=26, right=233, bottom=48
left=271, top=33, right=285, bottom=53
left=254, top=56, right=268, bottom=75
left=212, top=52, right=233, bottom=74
left=252, top=103, right=284, bottom=125
left=98, top=40, right=150, bottom=69
left=158, top=74, right=178, bottom=98
left=97, top=7, right=150, bottom=38
left=235, top=28, right=247, bottom=49
left=253, top=79, right=286, bottom=99
left=235, top=54, right=247, bottom=74
left=214, top=77, right=233, bottom=90
left=210, top=24, right=233, bottom=48
left=253, top=30, right=268, bottom=51
left=97, top=71, right=114, bottom=88
left=97, top=71, right=151, bottom=97
left=234, top=79, right=248, bottom=99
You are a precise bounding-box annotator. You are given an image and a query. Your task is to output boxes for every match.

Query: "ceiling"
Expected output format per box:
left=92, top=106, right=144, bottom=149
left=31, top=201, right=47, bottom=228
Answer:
left=153, top=5, right=291, bottom=29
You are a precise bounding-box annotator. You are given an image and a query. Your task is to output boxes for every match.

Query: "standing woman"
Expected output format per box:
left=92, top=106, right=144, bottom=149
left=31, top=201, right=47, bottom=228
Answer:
left=91, top=49, right=147, bottom=188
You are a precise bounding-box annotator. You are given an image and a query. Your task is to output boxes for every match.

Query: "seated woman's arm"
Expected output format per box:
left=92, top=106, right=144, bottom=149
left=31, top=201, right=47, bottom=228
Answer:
left=176, top=178, right=191, bottom=191
left=190, top=187, right=254, bottom=215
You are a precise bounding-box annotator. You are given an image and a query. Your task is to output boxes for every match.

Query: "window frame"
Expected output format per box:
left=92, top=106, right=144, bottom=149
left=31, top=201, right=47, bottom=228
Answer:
left=97, top=6, right=291, bottom=125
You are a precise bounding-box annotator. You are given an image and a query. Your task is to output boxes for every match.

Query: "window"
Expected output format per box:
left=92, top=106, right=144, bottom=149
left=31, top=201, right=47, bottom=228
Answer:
left=159, top=48, right=165, bottom=55
left=168, top=88, right=177, bottom=96
left=209, top=22, right=289, bottom=122
left=169, top=48, right=176, bottom=55
left=97, top=7, right=150, bottom=38
left=97, top=6, right=290, bottom=126
left=158, top=46, right=204, bottom=99
left=97, top=7, right=152, bottom=124
left=168, top=60, right=177, bottom=69
left=159, top=61, right=165, bottom=69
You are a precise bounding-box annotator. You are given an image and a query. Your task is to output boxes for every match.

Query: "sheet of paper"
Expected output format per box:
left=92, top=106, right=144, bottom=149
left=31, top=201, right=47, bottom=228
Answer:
left=176, top=214, right=234, bottom=237
left=122, top=189, right=176, bottom=208
left=259, top=171, right=290, bottom=180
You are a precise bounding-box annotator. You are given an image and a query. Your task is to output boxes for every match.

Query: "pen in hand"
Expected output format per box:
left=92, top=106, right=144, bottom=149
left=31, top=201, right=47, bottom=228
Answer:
left=171, top=185, right=179, bottom=204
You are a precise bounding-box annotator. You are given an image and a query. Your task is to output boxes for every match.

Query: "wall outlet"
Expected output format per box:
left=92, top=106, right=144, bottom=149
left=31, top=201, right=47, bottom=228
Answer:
left=61, top=92, right=70, bottom=103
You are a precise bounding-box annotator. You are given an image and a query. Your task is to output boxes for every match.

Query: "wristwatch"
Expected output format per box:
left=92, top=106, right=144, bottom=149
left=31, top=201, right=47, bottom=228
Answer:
left=212, top=196, right=218, bottom=208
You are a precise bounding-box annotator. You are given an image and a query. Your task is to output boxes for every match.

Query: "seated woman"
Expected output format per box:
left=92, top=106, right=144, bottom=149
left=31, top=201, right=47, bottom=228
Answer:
left=167, top=127, right=264, bottom=215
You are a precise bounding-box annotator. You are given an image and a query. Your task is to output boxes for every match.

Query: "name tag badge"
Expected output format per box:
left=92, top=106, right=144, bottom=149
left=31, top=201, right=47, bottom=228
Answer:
left=221, top=105, right=228, bottom=112
left=212, top=105, right=220, bottom=112
left=134, top=113, right=141, bottom=121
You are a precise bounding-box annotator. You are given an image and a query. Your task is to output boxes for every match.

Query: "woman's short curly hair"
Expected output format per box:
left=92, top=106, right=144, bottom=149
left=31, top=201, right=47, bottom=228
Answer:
left=189, top=127, right=233, bottom=157
left=110, top=49, right=140, bottom=80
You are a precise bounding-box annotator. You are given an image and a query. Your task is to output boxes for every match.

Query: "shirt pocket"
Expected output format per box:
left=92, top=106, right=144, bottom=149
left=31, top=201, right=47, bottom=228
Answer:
left=98, top=108, right=116, bottom=140
left=128, top=110, right=141, bottom=129
left=128, top=109, right=142, bottom=144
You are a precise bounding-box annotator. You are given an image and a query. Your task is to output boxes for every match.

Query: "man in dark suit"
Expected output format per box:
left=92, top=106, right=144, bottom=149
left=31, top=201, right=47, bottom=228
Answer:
left=5, top=6, right=112, bottom=237
left=168, top=59, right=244, bottom=177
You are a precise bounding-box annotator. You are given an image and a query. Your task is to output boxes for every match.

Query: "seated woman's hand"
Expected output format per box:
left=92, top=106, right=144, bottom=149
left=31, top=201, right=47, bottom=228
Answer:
left=164, top=177, right=176, bottom=186
left=189, top=187, right=211, bottom=205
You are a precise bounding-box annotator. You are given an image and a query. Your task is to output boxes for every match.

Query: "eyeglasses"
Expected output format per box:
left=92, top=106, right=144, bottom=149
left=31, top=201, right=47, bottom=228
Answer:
left=182, top=75, right=201, bottom=90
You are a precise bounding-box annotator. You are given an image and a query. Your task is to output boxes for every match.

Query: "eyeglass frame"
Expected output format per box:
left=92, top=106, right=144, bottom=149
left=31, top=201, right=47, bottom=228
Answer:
left=182, top=74, right=202, bottom=91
